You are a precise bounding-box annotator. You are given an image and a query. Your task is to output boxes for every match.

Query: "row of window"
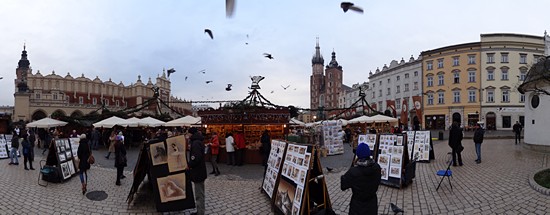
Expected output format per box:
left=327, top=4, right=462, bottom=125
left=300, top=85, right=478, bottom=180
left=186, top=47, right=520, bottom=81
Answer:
left=371, top=83, right=419, bottom=98
left=34, top=93, right=124, bottom=106
left=371, top=71, right=419, bottom=88
left=426, top=90, right=525, bottom=105
left=426, top=69, right=526, bottom=87
left=426, top=53, right=538, bottom=70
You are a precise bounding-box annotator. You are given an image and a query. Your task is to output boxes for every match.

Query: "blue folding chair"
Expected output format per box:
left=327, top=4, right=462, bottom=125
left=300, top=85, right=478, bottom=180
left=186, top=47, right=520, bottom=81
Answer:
left=436, top=152, right=453, bottom=191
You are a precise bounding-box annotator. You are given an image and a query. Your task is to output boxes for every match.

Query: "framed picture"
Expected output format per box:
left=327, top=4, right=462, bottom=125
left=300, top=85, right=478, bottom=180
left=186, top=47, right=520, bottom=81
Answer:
left=166, top=136, right=187, bottom=172
left=150, top=141, right=168, bottom=166
left=65, top=150, right=72, bottom=159
left=60, top=162, right=71, bottom=179
left=157, top=173, right=186, bottom=203
left=58, top=153, right=66, bottom=162
left=68, top=161, right=76, bottom=175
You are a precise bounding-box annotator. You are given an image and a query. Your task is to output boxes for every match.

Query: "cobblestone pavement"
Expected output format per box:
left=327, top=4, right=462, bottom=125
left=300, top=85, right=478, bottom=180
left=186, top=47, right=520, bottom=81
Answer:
left=1, top=138, right=550, bottom=214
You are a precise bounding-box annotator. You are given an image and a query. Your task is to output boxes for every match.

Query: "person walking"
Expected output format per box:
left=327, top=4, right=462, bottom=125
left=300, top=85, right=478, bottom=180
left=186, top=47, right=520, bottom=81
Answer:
left=91, top=128, right=100, bottom=150
left=9, top=134, right=19, bottom=165
left=225, top=133, right=236, bottom=166
left=77, top=134, right=91, bottom=194
left=448, top=121, right=464, bottom=166
left=114, top=136, right=127, bottom=186
left=473, top=123, right=485, bottom=164
left=260, top=130, right=271, bottom=173
left=208, top=132, right=220, bottom=176
left=513, top=121, right=522, bottom=145
left=21, top=134, right=35, bottom=170
left=341, top=143, right=381, bottom=215
left=234, top=131, right=246, bottom=166
left=105, top=131, right=116, bottom=159
left=188, top=127, right=207, bottom=215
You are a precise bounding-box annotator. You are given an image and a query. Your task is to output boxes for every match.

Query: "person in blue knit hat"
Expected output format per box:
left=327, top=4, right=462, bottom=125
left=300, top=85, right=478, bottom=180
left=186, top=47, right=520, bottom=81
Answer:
left=340, top=143, right=381, bottom=215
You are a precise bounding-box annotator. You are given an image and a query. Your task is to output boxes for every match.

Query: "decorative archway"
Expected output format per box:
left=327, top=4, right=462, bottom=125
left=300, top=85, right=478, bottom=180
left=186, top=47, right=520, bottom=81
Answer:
left=51, top=109, right=66, bottom=118
left=31, top=110, right=47, bottom=121
left=486, top=112, right=496, bottom=130
left=452, top=112, right=461, bottom=124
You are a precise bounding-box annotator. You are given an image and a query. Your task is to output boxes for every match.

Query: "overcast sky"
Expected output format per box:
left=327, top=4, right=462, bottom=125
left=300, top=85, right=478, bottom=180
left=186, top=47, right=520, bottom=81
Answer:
left=1, top=0, right=548, bottom=109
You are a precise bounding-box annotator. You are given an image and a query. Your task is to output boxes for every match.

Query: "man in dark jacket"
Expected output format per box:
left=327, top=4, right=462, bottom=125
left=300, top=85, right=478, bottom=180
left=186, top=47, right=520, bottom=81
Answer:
left=473, top=123, right=485, bottom=164
left=448, top=121, right=464, bottom=166
left=9, top=134, right=19, bottom=165
left=260, top=130, right=271, bottom=172
left=341, top=143, right=381, bottom=215
left=513, top=121, right=522, bottom=145
left=188, top=127, right=207, bottom=215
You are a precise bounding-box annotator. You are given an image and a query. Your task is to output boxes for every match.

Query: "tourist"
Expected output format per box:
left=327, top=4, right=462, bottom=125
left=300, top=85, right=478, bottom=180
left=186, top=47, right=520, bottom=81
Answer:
left=77, top=134, right=91, bottom=194
left=70, top=130, right=79, bottom=138
left=208, top=132, right=220, bottom=176
left=9, top=133, right=19, bottom=165
left=341, top=143, right=381, bottom=215
left=105, top=131, right=116, bottom=159
left=225, top=133, right=236, bottom=166
left=513, top=121, right=522, bottom=145
left=344, top=126, right=352, bottom=145
left=260, top=130, right=271, bottom=173
left=448, top=121, right=464, bottom=166
left=473, top=123, right=485, bottom=164
left=188, top=127, right=207, bottom=215
left=91, top=128, right=101, bottom=150
left=42, top=130, right=53, bottom=155
left=114, top=136, right=127, bottom=186
left=234, top=131, right=246, bottom=166
left=21, top=134, right=35, bottom=170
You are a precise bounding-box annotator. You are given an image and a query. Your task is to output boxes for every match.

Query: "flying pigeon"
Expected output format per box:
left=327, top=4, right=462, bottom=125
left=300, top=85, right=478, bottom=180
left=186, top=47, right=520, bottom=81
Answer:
left=226, top=84, right=232, bottom=91
left=206, top=80, right=213, bottom=84
left=0, top=77, right=3, bottom=80
left=263, top=53, right=274, bottom=59
left=167, top=68, right=176, bottom=78
left=204, top=29, right=214, bottom=39
left=185, top=76, right=188, bottom=81
left=294, top=88, right=297, bottom=90
left=198, top=69, right=206, bottom=74
left=341, top=2, right=364, bottom=13
left=390, top=203, right=404, bottom=214
left=270, top=90, right=274, bottom=94
left=281, top=85, right=290, bottom=90
left=226, top=0, right=235, bottom=18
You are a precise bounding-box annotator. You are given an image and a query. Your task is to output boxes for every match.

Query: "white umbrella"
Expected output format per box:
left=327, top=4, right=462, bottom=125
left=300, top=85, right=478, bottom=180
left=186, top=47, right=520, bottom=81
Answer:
left=93, top=116, right=136, bottom=128
left=165, top=116, right=201, bottom=127
left=289, top=118, right=306, bottom=126
left=369, top=114, right=399, bottom=123
left=139, top=117, right=166, bottom=127
left=125, top=117, right=141, bottom=128
left=26, top=117, right=68, bottom=128
left=348, top=115, right=372, bottom=124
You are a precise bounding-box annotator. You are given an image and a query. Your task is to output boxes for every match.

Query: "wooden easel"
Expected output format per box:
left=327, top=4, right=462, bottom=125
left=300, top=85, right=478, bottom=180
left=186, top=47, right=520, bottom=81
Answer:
left=302, top=145, right=332, bottom=215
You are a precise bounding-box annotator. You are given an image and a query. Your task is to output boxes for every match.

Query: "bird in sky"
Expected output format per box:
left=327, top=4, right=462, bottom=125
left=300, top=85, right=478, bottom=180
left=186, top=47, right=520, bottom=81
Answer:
left=281, top=85, right=290, bottom=90
left=226, top=84, right=232, bottom=91
left=226, top=0, right=235, bottom=18
left=204, top=29, right=214, bottom=39
left=270, top=90, right=274, bottom=94
left=206, top=80, right=213, bottom=84
left=198, top=69, right=206, bottom=74
left=245, top=34, right=249, bottom=45
left=294, top=88, right=297, bottom=90
left=341, top=2, right=364, bottom=13
left=0, top=77, right=3, bottom=80
left=263, top=53, right=274, bottom=59
left=167, top=68, right=176, bottom=78
left=390, top=203, right=404, bottom=214
left=184, top=76, right=188, bottom=81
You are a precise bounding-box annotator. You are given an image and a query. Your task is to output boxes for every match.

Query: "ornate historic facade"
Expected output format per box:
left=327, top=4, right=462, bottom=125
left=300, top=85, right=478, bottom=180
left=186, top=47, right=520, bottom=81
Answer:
left=13, top=46, right=192, bottom=122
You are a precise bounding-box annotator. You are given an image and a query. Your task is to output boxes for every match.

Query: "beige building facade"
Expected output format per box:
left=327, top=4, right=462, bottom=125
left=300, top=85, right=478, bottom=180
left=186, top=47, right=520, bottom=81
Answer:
left=13, top=46, right=192, bottom=122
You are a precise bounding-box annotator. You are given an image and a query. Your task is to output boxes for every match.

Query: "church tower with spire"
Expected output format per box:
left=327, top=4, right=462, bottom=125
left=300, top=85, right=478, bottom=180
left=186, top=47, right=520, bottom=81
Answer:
left=14, top=44, right=32, bottom=122
left=309, top=39, right=346, bottom=120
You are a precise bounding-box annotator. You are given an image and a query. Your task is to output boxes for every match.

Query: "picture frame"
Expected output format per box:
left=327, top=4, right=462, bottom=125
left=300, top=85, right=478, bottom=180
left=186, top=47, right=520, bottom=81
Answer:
left=166, top=136, right=187, bottom=173
left=157, top=173, right=186, bottom=203
left=150, top=141, right=168, bottom=166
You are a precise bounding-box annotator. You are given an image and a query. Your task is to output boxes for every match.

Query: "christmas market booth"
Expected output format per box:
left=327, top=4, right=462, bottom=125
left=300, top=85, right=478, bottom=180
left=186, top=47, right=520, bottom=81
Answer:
left=198, top=76, right=290, bottom=164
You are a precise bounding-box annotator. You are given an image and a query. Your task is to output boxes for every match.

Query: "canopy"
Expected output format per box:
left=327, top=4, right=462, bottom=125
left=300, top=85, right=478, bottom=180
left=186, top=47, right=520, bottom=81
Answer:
left=337, top=119, right=348, bottom=126
left=93, top=116, right=137, bottom=128
left=165, top=115, right=202, bottom=127
left=289, top=118, right=306, bottom=126
left=139, top=117, right=166, bottom=127
left=125, top=117, right=142, bottom=128
left=348, top=115, right=372, bottom=124
left=369, top=114, right=399, bottom=123
left=26, top=117, right=68, bottom=128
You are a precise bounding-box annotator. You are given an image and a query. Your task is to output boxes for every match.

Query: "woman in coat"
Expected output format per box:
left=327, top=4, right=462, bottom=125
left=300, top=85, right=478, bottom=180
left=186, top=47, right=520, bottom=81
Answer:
left=21, top=134, right=35, bottom=170
left=105, top=131, right=116, bottom=159
left=114, top=136, right=127, bottom=185
left=77, top=134, right=91, bottom=194
left=448, top=121, right=464, bottom=166
left=208, top=132, right=220, bottom=176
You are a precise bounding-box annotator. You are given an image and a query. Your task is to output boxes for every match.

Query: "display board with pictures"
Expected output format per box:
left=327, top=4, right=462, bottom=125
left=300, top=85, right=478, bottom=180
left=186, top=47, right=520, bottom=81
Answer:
left=406, top=131, right=415, bottom=160
left=358, top=134, right=377, bottom=154
left=146, top=135, right=195, bottom=212
left=412, top=131, right=432, bottom=162
left=272, top=143, right=332, bottom=215
left=321, top=120, right=344, bottom=155
left=376, top=134, right=410, bottom=188
left=69, top=138, right=80, bottom=159
left=4, top=134, right=20, bottom=158
left=55, top=138, right=77, bottom=180
left=262, top=140, right=288, bottom=199
left=0, top=135, right=9, bottom=159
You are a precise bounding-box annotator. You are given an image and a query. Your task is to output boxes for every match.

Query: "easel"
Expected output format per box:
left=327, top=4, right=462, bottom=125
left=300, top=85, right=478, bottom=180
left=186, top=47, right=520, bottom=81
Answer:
left=302, top=145, right=332, bottom=214
left=374, top=133, right=413, bottom=188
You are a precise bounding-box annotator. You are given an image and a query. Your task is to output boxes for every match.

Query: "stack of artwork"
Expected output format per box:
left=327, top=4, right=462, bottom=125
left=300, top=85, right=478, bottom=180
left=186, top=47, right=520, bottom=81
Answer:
left=55, top=139, right=76, bottom=180
left=377, top=134, right=404, bottom=180
left=150, top=135, right=188, bottom=203
left=413, top=131, right=431, bottom=161
left=262, top=140, right=287, bottom=198
left=0, top=135, right=9, bottom=159
left=321, top=120, right=344, bottom=155
left=275, top=143, right=311, bottom=215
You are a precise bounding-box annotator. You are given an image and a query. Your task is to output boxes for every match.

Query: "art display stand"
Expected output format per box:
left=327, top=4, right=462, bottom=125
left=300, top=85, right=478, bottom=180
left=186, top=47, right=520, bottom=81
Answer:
left=405, top=131, right=435, bottom=163
left=262, top=141, right=333, bottom=215
left=47, top=138, right=78, bottom=182
left=129, top=135, right=195, bottom=212
left=321, top=120, right=344, bottom=155
left=0, top=135, right=9, bottom=159
left=374, top=133, right=413, bottom=188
